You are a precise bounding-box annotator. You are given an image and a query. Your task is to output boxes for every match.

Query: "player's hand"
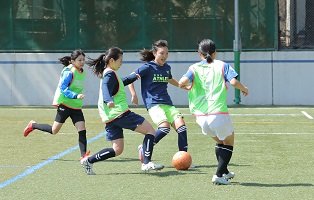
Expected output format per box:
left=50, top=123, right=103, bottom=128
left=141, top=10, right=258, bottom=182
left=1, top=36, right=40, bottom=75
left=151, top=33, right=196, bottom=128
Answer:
left=77, top=94, right=85, bottom=99
left=107, top=101, right=114, bottom=108
left=131, top=95, right=139, bottom=106
left=135, top=73, right=141, bottom=79
left=242, top=87, right=248, bottom=96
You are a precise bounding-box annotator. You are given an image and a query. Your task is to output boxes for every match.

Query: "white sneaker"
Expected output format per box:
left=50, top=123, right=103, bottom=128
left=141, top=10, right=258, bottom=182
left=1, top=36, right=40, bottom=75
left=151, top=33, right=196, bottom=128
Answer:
left=223, top=172, right=235, bottom=180
left=141, top=162, right=164, bottom=172
left=212, top=175, right=231, bottom=185
left=189, top=164, right=196, bottom=169
left=138, top=144, right=144, bottom=163
left=80, top=157, right=96, bottom=175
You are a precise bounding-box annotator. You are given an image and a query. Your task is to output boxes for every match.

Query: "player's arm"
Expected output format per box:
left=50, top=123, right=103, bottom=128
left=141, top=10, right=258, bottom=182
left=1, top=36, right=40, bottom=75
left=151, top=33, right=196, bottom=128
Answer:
left=179, top=69, right=193, bottom=89
left=102, top=71, right=118, bottom=108
left=225, top=63, right=248, bottom=96
left=168, top=78, right=179, bottom=87
left=122, top=72, right=139, bottom=86
left=230, top=78, right=248, bottom=96
left=59, top=70, right=84, bottom=99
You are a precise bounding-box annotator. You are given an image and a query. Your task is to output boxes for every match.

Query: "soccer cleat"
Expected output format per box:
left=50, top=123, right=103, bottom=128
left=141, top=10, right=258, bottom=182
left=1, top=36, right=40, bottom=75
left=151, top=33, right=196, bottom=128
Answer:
left=80, top=156, right=96, bottom=175
left=23, top=120, right=36, bottom=137
left=141, top=162, right=164, bottom=172
left=80, top=150, right=91, bottom=162
left=189, top=163, right=196, bottom=169
left=223, top=172, right=235, bottom=181
left=138, top=144, right=144, bottom=163
left=212, top=175, right=231, bottom=185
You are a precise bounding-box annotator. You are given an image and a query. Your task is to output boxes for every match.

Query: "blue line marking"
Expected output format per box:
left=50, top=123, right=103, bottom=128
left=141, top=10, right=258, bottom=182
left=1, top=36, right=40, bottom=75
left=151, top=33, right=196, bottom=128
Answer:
left=0, top=131, right=106, bottom=189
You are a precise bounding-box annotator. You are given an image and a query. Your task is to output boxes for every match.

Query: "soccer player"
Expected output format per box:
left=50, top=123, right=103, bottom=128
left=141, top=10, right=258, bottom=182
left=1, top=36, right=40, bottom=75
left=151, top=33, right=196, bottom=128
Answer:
left=128, top=40, right=194, bottom=168
left=81, top=47, right=164, bottom=175
left=23, top=49, right=90, bottom=161
left=178, top=39, right=248, bottom=185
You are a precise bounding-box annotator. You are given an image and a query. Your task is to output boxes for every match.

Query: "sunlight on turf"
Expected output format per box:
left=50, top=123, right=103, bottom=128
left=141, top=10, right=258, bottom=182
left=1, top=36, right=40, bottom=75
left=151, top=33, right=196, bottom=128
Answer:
left=1, top=106, right=314, bottom=199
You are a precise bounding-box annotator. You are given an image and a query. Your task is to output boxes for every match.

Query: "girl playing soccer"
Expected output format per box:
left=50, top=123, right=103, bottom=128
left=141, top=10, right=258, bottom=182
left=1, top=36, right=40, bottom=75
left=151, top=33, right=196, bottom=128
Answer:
left=179, top=39, right=248, bottom=185
left=23, top=49, right=90, bottom=161
left=81, top=47, right=164, bottom=175
left=128, top=40, right=193, bottom=168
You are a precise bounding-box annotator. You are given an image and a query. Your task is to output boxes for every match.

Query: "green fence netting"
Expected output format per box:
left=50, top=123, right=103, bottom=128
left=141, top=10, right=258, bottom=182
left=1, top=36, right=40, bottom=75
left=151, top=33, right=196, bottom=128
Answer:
left=0, top=0, right=277, bottom=52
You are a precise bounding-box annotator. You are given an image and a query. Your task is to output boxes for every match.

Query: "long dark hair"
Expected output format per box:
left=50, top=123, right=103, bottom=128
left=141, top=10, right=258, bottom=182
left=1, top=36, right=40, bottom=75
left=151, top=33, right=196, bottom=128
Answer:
left=139, top=39, right=168, bottom=62
left=198, top=39, right=216, bottom=63
left=59, top=49, right=85, bottom=67
left=86, top=47, right=123, bottom=78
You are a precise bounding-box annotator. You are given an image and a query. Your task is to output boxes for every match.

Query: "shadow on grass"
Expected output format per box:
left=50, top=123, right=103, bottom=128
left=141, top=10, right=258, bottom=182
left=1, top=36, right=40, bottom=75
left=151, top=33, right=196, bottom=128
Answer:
left=105, top=169, right=208, bottom=177
left=236, top=182, right=313, bottom=187
left=52, top=157, right=139, bottom=162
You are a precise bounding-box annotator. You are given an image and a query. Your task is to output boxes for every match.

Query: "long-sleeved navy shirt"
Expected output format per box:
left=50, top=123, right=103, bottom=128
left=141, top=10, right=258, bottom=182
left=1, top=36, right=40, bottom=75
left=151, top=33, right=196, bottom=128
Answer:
left=102, top=71, right=137, bottom=103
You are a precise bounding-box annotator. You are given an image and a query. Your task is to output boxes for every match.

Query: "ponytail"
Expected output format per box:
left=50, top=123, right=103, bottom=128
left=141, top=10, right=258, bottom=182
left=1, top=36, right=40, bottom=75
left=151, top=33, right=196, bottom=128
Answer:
left=86, top=47, right=123, bottom=78
left=139, top=39, right=168, bottom=62
left=58, top=56, right=71, bottom=67
left=86, top=53, right=107, bottom=78
left=205, top=53, right=213, bottom=63
left=139, top=49, right=155, bottom=62
left=58, top=49, right=85, bottom=67
left=198, top=39, right=216, bottom=63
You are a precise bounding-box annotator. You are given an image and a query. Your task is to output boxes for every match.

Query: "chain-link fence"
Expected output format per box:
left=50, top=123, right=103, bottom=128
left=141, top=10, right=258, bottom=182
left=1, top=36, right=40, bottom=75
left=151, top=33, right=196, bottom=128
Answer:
left=0, top=0, right=278, bottom=52
left=279, top=0, right=314, bottom=49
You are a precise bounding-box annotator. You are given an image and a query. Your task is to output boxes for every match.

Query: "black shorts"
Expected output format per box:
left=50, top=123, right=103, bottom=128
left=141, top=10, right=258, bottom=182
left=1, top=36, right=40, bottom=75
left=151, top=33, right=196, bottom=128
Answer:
left=55, top=104, right=85, bottom=125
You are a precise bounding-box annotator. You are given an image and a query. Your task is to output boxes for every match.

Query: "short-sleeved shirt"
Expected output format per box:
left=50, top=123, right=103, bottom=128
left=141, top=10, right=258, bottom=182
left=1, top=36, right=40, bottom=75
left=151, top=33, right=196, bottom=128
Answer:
left=134, top=61, right=173, bottom=109
left=183, top=60, right=238, bottom=83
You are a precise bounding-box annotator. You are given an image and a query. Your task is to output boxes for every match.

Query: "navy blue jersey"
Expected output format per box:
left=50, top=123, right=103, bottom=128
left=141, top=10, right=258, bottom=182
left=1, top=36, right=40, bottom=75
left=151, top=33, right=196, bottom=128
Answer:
left=102, top=71, right=137, bottom=103
left=134, top=61, right=173, bottom=109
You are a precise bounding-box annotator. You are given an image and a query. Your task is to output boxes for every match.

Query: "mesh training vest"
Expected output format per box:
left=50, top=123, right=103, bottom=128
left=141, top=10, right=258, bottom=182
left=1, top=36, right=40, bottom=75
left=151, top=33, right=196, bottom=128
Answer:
left=52, top=64, right=85, bottom=109
left=98, top=69, right=129, bottom=123
left=188, top=60, right=228, bottom=115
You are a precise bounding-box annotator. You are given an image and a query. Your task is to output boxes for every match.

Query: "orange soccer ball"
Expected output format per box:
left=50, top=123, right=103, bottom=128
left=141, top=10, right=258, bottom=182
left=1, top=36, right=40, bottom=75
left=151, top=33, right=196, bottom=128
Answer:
left=172, top=151, right=192, bottom=170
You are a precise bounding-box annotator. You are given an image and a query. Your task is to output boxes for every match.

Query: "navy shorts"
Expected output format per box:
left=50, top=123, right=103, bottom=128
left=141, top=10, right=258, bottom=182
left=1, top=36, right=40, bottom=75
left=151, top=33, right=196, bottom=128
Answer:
left=55, top=104, right=85, bottom=124
left=105, top=111, right=145, bottom=141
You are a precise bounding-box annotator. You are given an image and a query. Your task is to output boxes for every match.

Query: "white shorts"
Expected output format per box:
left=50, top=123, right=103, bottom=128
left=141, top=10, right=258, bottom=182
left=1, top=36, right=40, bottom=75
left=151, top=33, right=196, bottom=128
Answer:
left=195, top=114, right=234, bottom=140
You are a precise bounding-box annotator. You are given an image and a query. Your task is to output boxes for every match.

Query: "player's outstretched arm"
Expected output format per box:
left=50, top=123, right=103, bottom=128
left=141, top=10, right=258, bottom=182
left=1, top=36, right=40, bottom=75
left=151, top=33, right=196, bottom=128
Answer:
left=230, top=78, right=248, bottom=96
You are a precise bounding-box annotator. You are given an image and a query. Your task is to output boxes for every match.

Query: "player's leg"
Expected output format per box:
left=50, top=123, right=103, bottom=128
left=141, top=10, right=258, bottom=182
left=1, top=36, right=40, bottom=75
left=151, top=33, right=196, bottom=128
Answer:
left=80, top=124, right=122, bottom=175
left=209, top=115, right=234, bottom=184
left=130, top=112, right=164, bottom=171
left=172, top=117, right=188, bottom=151
left=71, top=109, right=88, bottom=157
left=166, top=106, right=188, bottom=152
left=148, top=105, right=170, bottom=145
left=88, top=139, right=121, bottom=163
left=23, top=105, right=68, bottom=137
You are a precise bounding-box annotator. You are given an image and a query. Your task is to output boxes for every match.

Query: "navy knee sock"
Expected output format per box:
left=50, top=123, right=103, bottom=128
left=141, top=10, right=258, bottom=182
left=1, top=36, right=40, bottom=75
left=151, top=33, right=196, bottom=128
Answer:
left=154, top=127, right=170, bottom=145
left=142, top=134, right=155, bottom=164
left=216, top=145, right=233, bottom=177
left=88, top=148, right=115, bottom=163
left=177, top=125, right=188, bottom=151
left=215, top=143, right=224, bottom=162
left=78, top=130, right=87, bottom=156
left=32, top=123, right=52, bottom=134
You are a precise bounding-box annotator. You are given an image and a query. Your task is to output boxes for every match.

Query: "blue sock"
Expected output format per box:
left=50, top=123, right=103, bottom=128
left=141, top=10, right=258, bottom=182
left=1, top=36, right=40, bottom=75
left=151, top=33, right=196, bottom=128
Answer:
left=154, top=127, right=170, bottom=145
left=142, top=134, right=155, bottom=164
left=177, top=125, right=188, bottom=151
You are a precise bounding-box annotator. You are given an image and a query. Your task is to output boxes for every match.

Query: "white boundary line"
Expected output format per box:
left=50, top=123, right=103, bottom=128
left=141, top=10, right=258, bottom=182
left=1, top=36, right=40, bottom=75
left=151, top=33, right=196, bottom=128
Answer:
left=301, top=111, right=313, bottom=119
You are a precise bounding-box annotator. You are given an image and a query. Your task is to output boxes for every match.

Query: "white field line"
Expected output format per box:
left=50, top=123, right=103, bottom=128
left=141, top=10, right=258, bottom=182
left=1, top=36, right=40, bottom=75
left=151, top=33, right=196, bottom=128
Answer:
left=301, top=111, right=313, bottom=119
left=56, top=131, right=313, bottom=135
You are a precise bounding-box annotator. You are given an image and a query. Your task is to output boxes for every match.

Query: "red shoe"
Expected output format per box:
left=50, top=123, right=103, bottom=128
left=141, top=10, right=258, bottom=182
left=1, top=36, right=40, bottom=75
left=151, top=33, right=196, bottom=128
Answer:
left=80, top=150, right=91, bottom=162
left=23, top=120, right=36, bottom=137
left=138, top=145, right=144, bottom=163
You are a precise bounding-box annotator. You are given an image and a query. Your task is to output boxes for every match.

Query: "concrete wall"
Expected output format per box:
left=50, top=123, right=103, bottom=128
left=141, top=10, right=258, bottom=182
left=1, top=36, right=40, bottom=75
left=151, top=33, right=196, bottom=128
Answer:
left=1, top=51, right=314, bottom=106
